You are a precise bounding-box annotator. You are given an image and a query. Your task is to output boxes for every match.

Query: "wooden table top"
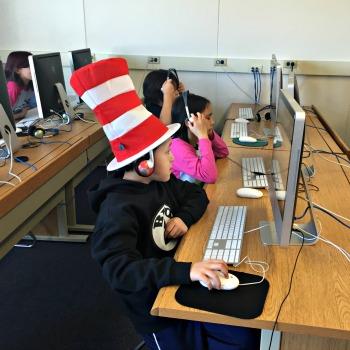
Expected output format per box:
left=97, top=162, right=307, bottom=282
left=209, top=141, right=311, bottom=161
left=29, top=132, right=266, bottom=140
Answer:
left=151, top=105, right=350, bottom=339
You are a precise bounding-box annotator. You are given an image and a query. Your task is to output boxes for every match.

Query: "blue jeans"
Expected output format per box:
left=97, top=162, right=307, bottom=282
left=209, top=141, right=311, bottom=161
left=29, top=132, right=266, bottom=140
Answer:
left=142, top=320, right=260, bottom=350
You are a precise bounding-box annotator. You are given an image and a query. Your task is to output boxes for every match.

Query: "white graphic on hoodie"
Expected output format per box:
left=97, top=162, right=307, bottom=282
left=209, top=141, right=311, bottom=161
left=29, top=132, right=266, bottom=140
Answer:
left=152, top=204, right=178, bottom=251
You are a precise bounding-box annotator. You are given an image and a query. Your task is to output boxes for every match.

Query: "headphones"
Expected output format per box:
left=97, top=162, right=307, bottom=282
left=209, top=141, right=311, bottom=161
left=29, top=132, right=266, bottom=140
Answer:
left=134, top=151, right=155, bottom=177
left=167, top=68, right=179, bottom=88
left=23, top=125, right=59, bottom=139
left=256, top=106, right=272, bottom=122
left=181, top=90, right=191, bottom=122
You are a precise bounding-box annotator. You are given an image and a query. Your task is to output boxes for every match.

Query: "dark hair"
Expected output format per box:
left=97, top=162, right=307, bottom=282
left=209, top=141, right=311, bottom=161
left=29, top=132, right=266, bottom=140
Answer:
left=5, top=51, right=33, bottom=88
left=171, top=93, right=210, bottom=142
left=143, top=69, right=179, bottom=106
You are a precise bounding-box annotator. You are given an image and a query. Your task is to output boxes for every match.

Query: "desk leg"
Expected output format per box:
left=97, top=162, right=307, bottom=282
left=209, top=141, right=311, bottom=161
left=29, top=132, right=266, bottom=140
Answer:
left=260, top=329, right=281, bottom=350
left=30, top=190, right=88, bottom=243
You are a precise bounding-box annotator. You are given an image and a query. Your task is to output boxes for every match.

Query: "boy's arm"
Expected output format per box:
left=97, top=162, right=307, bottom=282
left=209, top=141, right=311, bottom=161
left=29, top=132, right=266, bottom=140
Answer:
left=91, top=200, right=192, bottom=293
left=168, top=175, right=209, bottom=228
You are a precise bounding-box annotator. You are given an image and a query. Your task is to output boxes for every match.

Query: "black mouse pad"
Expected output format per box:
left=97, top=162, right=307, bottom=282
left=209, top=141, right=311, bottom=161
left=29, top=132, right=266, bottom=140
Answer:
left=232, top=138, right=268, bottom=147
left=175, top=271, right=269, bottom=319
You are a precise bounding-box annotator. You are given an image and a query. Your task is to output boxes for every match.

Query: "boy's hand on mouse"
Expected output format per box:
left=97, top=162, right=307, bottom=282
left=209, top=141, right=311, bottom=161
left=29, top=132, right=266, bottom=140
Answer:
left=190, top=260, right=228, bottom=290
left=165, top=217, right=188, bottom=239
left=186, top=113, right=209, bottom=139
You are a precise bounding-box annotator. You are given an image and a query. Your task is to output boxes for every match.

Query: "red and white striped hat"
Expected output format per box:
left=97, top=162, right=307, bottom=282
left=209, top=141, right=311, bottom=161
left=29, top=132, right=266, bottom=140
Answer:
left=70, top=58, right=179, bottom=171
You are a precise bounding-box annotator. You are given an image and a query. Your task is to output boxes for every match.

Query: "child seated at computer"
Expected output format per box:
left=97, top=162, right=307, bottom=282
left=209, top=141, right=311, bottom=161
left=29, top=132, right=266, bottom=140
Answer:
left=70, top=58, right=259, bottom=350
left=143, top=68, right=185, bottom=125
left=171, top=93, right=229, bottom=184
left=5, top=51, right=37, bottom=120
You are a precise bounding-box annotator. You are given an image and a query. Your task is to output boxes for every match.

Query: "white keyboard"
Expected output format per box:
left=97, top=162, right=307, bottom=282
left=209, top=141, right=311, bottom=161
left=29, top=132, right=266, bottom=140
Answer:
left=203, top=206, right=247, bottom=264
left=242, top=157, right=268, bottom=188
left=238, top=107, right=254, bottom=120
left=16, top=115, right=40, bottom=128
left=231, top=122, right=248, bottom=138
left=272, top=159, right=284, bottom=190
left=263, top=126, right=283, bottom=144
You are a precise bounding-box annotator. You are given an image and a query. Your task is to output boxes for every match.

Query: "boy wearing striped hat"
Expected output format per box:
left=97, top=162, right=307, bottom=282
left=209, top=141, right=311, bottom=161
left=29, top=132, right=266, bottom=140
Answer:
left=70, top=58, right=259, bottom=350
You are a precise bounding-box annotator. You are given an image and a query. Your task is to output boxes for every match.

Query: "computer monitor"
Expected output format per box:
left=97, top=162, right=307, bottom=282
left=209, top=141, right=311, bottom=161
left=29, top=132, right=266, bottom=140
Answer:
left=0, top=61, right=18, bottom=149
left=287, top=71, right=300, bottom=104
left=71, top=49, right=92, bottom=103
left=260, top=89, right=318, bottom=246
left=29, top=52, right=75, bottom=119
left=0, top=61, right=15, bottom=129
left=71, top=48, right=92, bottom=71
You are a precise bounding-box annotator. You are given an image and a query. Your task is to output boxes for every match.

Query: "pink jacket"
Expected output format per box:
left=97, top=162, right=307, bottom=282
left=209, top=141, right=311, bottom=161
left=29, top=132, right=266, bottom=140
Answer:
left=7, top=81, right=22, bottom=107
left=171, top=131, right=229, bottom=184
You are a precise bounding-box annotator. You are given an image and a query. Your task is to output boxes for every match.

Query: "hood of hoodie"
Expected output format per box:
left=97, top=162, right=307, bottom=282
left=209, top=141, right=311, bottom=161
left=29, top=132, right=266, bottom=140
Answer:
left=88, top=174, right=152, bottom=214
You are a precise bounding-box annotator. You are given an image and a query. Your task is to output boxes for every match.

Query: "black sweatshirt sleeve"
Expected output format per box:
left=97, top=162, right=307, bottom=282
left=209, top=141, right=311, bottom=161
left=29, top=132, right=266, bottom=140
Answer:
left=168, top=175, right=209, bottom=228
left=91, top=199, right=192, bottom=294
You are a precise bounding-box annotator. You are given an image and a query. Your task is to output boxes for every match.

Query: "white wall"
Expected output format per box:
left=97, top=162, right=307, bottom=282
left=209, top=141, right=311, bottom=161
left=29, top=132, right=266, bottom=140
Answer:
left=1, top=0, right=349, bottom=145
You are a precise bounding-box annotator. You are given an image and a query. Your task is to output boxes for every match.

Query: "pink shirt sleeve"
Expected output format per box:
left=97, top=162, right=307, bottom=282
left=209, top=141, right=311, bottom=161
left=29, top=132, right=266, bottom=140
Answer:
left=210, top=131, right=229, bottom=158
left=171, top=137, right=218, bottom=184
left=7, top=81, right=21, bottom=107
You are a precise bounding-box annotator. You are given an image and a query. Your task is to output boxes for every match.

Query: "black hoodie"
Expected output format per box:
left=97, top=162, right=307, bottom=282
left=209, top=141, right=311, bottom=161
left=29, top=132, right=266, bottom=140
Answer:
left=89, top=174, right=209, bottom=333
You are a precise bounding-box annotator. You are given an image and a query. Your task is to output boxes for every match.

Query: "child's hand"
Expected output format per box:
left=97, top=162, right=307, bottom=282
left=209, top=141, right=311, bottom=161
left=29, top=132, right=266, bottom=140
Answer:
left=161, top=79, right=177, bottom=100
left=186, top=113, right=210, bottom=139
left=165, top=217, right=188, bottom=239
left=177, top=82, right=185, bottom=94
left=190, top=260, right=228, bottom=290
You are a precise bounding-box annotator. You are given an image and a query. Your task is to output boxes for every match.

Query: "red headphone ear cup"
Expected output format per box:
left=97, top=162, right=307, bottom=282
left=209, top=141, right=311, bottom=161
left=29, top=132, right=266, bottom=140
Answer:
left=137, top=159, right=154, bottom=177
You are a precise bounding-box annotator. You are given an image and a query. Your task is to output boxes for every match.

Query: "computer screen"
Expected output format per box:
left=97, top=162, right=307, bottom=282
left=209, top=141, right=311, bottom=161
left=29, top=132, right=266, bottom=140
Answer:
left=0, top=61, right=16, bottom=143
left=71, top=49, right=92, bottom=104
left=287, top=71, right=300, bottom=104
left=0, top=61, right=15, bottom=129
left=71, top=48, right=92, bottom=71
left=260, top=89, right=318, bottom=246
left=29, top=52, right=67, bottom=119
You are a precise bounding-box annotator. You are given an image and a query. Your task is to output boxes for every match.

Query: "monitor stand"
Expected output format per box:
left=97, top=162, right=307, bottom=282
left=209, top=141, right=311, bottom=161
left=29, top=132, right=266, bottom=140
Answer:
left=55, top=82, right=76, bottom=118
left=259, top=220, right=318, bottom=246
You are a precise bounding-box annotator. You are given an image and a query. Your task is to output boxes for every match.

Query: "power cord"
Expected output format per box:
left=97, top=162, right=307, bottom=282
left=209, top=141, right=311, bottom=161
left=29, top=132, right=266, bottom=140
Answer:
left=268, top=231, right=305, bottom=350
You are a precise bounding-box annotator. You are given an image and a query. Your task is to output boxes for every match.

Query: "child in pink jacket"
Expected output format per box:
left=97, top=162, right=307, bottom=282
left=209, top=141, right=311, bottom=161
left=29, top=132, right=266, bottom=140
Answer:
left=171, top=93, right=228, bottom=184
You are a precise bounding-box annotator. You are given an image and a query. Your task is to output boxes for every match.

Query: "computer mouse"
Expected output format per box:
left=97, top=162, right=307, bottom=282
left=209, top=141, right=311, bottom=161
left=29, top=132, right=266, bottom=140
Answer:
left=238, top=136, right=257, bottom=143
left=234, top=118, right=249, bottom=123
left=275, top=190, right=286, bottom=201
left=236, top=187, right=263, bottom=199
left=199, top=272, right=239, bottom=290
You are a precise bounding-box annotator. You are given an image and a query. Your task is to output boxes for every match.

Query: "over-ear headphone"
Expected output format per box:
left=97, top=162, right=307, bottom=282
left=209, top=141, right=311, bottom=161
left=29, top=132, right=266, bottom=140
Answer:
left=26, top=125, right=59, bottom=139
left=181, top=90, right=190, bottom=122
left=167, top=68, right=179, bottom=89
left=135, top=151, right=155, bottom=177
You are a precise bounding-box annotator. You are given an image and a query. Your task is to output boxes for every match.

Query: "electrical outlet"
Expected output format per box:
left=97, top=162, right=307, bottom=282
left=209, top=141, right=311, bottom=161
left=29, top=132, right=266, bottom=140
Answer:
left=147, top=56, right=160, bottom=64
left=284, top=60, right=297, bottom=70
left=214, top=58, right=227, bottom=66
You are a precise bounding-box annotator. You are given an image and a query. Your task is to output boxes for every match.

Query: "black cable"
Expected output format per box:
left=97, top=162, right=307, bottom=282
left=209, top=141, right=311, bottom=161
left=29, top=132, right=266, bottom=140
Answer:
left=257, top=68, right=262, bottom=104
left=313, top=205, right=350, bottom=230
left=294, top=205, right=311, bottom=220
left=312, top=149, right=350, bottom=165
left=302, top=149, right=311, bottom=159
left=268, top=232, right=305, bottom=350
left=252, top=67, right=257, bottom=104
left=305, top=124, right=326, bottom=131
